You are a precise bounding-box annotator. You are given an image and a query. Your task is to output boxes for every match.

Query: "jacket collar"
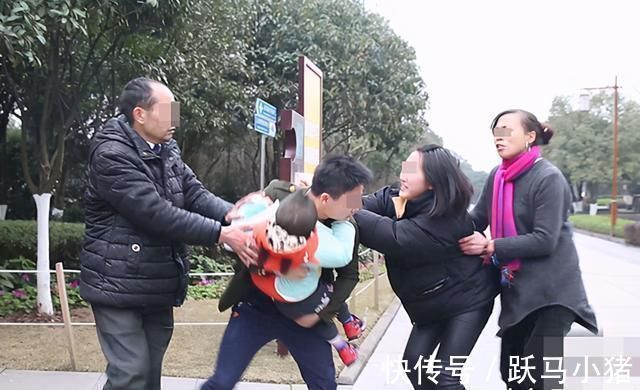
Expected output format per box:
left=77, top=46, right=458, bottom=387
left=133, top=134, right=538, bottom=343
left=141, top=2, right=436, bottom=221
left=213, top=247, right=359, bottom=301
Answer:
left=99, top=115, right=164, bottom=161
left=119, top=117, right=161, bottom=160
left=389, top=184, right=435, bottom=219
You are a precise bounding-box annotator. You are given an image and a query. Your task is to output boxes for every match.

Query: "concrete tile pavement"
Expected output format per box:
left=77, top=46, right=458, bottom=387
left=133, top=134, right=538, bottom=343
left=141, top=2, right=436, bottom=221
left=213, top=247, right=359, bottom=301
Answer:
left=353, top=233, right=640, bottom=389
left=352, top=302, right=505, bottom=390
left=0, top=370, right=301, bottom=390
left=0, top=370, right=106, bottom=390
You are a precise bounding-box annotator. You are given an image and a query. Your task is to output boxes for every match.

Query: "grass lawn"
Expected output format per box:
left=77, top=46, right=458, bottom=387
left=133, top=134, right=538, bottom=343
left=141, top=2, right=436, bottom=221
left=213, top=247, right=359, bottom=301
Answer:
left=0, top=275, right=395, bottom=384
left=569, top=214, right=634, bottom=238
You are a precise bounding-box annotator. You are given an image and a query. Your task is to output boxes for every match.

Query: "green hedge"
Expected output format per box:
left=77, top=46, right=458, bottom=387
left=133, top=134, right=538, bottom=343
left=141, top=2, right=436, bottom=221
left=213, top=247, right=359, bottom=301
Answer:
left=0, top=220, right=239, bottom=270
left=0, top=220, right=85, bottom=269
left=0, top=220, right=380, bottom=271
left=595, top=196, right=628, bottom=207
left=569, top=215, right=633, bottom=238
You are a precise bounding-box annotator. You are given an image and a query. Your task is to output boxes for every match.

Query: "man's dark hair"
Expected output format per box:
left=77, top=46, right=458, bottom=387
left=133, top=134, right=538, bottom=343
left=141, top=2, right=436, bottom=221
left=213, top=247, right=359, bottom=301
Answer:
left=417, top=145, right=473, bottom=217
left=275, top=190, right=318, bottom=238
left=118, top=77, right=163, bottom=124
left=310, top=154, right=373, bottom=199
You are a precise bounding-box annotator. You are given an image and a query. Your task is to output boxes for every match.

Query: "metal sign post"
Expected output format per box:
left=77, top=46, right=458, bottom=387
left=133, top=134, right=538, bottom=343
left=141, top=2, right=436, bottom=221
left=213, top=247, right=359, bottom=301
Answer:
left=254, top=98, right=278, bottom=189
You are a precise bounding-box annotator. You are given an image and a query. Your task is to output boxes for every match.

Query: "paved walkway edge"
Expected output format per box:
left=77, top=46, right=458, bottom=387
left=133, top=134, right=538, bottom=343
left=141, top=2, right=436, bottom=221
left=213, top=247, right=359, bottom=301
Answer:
left=574, top=228, right=629, bottom=245
left=337, top=297, right=402, bottom=385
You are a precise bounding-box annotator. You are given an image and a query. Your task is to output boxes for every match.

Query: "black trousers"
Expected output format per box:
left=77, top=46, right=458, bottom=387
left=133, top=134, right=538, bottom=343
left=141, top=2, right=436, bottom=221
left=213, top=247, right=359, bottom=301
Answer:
left=403, top=302, right=494, bottom=390
left=92, top=305, right=174, bottom=390
left=500, top=305, right=575, bottom=390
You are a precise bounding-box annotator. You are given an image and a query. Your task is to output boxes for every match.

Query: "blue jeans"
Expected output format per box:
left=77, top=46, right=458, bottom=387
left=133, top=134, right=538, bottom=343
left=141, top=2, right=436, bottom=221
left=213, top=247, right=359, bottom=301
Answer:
left=200, top=295, right=336, bottom=390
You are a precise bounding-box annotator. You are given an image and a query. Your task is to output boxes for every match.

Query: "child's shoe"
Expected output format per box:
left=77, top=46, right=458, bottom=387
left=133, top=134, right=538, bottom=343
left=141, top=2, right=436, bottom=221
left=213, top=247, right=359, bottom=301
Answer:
left=343, top=314, right=366, bottom=341
left=337, top=343, right=358, bottom=366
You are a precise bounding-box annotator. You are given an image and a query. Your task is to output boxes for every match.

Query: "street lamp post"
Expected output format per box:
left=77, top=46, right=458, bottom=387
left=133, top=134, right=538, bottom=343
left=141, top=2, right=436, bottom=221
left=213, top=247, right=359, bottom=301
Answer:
left=582, top=77, right=621, bottom=236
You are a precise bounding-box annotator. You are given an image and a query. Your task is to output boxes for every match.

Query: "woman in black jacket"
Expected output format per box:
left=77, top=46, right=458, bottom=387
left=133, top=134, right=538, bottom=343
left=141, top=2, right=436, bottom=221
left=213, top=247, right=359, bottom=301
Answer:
left=354, top=144, right=499, bottom=390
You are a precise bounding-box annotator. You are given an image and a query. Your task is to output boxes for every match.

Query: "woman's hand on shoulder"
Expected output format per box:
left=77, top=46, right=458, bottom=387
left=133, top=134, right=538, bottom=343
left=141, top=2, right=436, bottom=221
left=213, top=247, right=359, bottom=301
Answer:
left=458, top=231, right=490, bottom=256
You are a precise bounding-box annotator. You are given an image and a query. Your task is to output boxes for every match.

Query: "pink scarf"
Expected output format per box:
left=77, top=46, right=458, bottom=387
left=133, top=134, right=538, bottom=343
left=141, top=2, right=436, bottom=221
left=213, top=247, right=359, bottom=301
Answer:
left=487, top=146, right=541, bottom=286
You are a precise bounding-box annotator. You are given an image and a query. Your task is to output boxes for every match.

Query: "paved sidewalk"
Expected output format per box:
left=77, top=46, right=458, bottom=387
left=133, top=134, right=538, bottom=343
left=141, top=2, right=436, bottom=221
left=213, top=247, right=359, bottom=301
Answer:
left=353, top=232, right=640, bottom=389
left=0, top=369, right=353, bottom=390
left=352, top=299, right=505, bottom=389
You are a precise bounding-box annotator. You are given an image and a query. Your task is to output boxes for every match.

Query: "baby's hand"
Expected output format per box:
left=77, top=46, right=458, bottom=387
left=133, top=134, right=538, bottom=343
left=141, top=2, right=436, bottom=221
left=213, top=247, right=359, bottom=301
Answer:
left=294, top=178, right=310, bottom=188
left=225, top=192, right=273, bottom=222
left=282, top=265, right=310, bottom=281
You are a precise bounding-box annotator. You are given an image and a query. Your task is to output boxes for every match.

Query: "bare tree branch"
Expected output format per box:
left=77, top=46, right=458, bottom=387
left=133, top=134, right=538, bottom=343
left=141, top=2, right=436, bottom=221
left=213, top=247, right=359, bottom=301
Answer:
left=20, top=121, right=37, bottom=194
left=202, top=154, right=224, bottom=178
left=325, top=133, right=351, bottom=154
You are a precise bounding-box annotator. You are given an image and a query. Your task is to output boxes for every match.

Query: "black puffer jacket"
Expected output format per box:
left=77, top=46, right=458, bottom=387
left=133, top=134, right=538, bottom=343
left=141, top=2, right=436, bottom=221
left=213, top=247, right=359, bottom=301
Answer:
left=354, top=185, right=499, bottom=325
left=80, top=116, right=232, bottom=308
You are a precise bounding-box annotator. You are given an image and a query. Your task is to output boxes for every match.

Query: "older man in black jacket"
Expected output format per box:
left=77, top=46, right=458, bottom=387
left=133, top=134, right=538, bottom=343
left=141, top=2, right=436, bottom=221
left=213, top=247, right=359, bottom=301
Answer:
left=80, top=77, right=256, bottom=390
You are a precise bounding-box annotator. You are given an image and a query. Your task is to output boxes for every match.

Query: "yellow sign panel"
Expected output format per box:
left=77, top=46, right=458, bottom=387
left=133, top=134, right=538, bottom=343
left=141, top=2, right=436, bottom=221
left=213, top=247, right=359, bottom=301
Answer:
left=303, top=65, right=322, bottom=175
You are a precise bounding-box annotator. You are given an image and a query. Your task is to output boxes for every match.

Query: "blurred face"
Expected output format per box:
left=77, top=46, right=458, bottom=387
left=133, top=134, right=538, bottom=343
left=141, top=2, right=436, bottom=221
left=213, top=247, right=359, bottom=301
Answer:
left=318, top=185, right=364, bottom=221
left=493, top=112, right=536, bottom=160
left=132, top=83, right=180, bottom=144
left=399, top=151, right=430, bottom=200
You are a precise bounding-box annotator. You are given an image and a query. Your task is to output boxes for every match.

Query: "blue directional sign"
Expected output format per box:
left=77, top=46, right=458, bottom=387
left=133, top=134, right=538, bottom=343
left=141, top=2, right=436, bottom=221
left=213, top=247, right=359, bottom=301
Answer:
left=254, top=98, right=277, bottom=137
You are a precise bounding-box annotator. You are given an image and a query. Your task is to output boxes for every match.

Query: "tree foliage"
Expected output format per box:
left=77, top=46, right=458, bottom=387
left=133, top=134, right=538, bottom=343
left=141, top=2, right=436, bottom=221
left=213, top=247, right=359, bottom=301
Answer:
left=1, top=0, right=187, bottom=195
left=2, top=0, right=435, bottom=217
left=546, top=93, right=640, bottom=199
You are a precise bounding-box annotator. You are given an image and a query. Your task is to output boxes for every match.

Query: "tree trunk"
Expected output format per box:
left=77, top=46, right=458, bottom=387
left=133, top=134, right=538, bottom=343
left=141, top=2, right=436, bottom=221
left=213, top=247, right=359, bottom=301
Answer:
left=0, top=119, right=6, bottom=216
left=0, top=101, right=10, bottom=206
left=52, top=167, right=67, bottom=219
left=33, top=193, right=54, bottom=316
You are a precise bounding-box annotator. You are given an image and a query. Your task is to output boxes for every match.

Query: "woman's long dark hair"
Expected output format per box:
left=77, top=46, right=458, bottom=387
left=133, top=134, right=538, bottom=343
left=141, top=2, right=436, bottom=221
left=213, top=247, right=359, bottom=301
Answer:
left=417, top=144, right=474, bottom=217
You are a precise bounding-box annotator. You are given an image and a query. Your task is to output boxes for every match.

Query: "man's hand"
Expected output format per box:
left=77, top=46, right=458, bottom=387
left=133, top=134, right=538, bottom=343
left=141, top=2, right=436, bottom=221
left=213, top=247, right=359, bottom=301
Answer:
left=458, top=231, right=490, bottom=256
left=219, top=226, right=258, bottom=267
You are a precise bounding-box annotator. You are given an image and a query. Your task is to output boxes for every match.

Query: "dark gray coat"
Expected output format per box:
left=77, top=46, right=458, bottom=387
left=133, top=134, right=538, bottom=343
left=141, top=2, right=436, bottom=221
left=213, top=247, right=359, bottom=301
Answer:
left=80, top=116, right=232, bottom=308
left=472, top=158, right=598, bottom=336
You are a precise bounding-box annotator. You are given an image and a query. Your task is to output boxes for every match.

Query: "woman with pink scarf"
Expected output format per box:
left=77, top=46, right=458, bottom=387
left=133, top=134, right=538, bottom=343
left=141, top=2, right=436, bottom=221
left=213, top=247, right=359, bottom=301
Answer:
left=459, top=109, right=598, bottom=390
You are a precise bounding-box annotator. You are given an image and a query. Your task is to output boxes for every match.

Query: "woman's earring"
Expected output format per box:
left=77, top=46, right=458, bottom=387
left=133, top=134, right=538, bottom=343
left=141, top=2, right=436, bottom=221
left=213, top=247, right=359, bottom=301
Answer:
left=525, top=141, right=531, bottom=151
